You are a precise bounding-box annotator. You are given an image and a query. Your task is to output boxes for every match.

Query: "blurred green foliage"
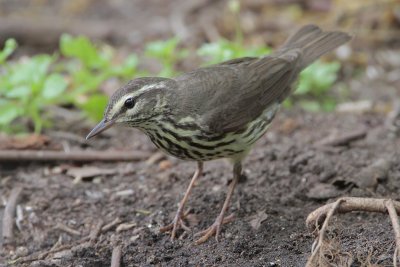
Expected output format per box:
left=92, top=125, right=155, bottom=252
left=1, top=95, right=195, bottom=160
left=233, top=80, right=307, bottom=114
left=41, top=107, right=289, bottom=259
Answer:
left=0, top=35, right=343, bottom=134
left=284, top=61, right=342, bottom=112
left=145, top=37, right=188, bottom=77
left=198, top=39, right=271, bottom=65
left=0, top=36, right=138, bottom=133
left=59, top=34, right=139, bottom=121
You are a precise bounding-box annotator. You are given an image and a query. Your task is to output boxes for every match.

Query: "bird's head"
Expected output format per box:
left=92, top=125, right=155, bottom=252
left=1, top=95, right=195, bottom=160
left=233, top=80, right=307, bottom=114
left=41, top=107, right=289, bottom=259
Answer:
left=86, top=77, right=174, bottom=139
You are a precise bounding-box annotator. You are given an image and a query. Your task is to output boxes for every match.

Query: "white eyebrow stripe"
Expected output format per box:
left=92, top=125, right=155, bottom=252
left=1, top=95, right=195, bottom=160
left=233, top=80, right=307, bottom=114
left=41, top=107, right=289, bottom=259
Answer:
left=109, top=99, right=125, bottom=118
left=139, top=82, right=166, bottom=93
left=108, top=82, right=166, bottom=118
left=127, top=82, right=166, bottom=99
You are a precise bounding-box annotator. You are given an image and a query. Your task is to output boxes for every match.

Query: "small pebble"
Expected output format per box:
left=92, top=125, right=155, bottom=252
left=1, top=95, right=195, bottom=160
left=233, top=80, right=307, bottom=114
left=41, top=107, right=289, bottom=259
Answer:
left=15, top=246, right=29, bottom=257
left=159, top=160, right=172, bottom=170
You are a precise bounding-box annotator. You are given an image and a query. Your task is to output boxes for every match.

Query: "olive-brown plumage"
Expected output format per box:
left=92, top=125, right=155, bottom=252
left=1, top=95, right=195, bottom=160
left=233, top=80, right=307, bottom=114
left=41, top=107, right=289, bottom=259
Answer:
left=87, top=25, right=351, bottom=243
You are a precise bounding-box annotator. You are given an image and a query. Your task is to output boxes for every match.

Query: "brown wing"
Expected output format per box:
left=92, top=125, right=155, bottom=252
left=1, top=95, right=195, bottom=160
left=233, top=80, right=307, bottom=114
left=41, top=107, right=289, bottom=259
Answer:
left=172, top=51, right=301, bottom=133
left=202, top=51, right=301, bottom=133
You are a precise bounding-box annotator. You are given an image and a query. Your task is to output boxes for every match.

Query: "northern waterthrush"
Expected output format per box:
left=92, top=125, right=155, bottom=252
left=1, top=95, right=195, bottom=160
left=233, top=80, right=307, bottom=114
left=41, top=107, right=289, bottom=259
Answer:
left=86, top=25, right=351, bottom=244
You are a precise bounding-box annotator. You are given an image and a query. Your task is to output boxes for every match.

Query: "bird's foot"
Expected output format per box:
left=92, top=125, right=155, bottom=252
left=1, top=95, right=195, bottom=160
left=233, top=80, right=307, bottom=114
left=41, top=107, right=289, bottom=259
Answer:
left=194, top=214, right=235, bottom=244
left=160, top=209, right=191, bottom=240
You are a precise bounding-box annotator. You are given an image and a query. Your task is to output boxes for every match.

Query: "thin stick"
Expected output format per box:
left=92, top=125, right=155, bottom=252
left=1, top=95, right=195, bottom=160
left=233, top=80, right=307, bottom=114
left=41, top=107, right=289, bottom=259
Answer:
left=385, top=200, right=400, bottom=266
left=2, top=187, right=23, bottom=242
left=55, top=223, right=81, bottom=236
left=89, top=220, right=104, bottom=244
left=110, top=245, right=122, bottom=267
left=316, top=129, right=367, bottom=147
left=102, top=217, right=122, bottom=233
left=0, top=150, right=150, bottom=162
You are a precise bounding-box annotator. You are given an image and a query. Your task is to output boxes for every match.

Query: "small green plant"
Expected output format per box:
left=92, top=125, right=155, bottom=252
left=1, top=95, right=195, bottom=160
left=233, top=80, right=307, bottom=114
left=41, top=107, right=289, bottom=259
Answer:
left=0, top=39, right=17, bottom=64
left=0, top=36, right=139, bottom=133
left=59, top=34, right=139, bottom=121
left=145, top=37, right=188, bottom=77
left=0, top=43, right=67, bottom=133
left=284, top=61, right=342, bottom=111
left=197, top=1, right=270, bottom=64
left=197, top=39, right=271, bottom=65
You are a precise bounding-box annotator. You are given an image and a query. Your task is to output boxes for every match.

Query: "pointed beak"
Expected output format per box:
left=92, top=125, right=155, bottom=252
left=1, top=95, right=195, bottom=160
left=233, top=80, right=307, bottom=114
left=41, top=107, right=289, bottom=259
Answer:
left=86, top=118, right=116, bottom=140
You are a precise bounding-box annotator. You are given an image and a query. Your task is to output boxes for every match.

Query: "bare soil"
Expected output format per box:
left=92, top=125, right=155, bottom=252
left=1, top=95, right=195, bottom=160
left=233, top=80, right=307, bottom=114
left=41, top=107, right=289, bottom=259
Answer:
left=1, top=0, right=400, bottom=266
left=1, top=109, right=399, bottom=266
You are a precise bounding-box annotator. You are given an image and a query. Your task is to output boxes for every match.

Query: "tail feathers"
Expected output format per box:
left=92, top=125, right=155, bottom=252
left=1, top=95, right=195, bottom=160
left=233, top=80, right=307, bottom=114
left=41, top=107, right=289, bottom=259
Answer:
left=281, top=24, right=351, bottom=69
left=282, top=24, right=323, bottom=49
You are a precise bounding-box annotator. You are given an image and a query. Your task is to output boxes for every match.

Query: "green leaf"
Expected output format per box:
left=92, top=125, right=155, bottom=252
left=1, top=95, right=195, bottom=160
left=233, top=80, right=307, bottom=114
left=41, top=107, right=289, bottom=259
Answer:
left=123, top=54, right=139, bottom=69
left=110, top=54, right=139, bottom=78
left=198, top=39, right=271, bottom=65
left=8, top=55, right=53, bottom=88
left=79, top=94, right=108, bottom=121
left=299, top=100, right=321, bottom=112
left=60, top=34, right=106, bottom=68
left=145, top=37, right=187, bottom=77
left=145, top=38, right=180, bottom=59
left=321, top=98, right=337, bottom=112
left=42, top=73, right=68, bottom=99
left=0, top=39, right=17, bottom=64
left=297, top=61, right=340, bottom=96
left=5, top=85, right=31, bottom=99
left=0, top=102, right=21, bottom=125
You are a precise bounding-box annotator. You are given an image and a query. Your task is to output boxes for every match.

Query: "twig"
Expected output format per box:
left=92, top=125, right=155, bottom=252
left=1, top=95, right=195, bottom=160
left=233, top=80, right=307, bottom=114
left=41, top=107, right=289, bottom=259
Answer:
left=315, top=129, right=367, bottom=147
left=385, top=200, right=400, bottom=266
left=116, top=222, right=137, bottom=233
left=102, top=217, right=122, bottom=233
left=55, top=223, right=81, bottom=237
left=0, top=150, right=150, bottom=162
left=49, top=235, right=63, bottom=252
left=37, top=239, right=90, bottom=261
left=2, top=187, right=23, bottom=242
left=89, top=220, right=104, bottom=244
left=110, top=245, right=122, bottom=267
left=145, top=152, right=166, bottom=165
left=306, top=197, right=400, bottom=230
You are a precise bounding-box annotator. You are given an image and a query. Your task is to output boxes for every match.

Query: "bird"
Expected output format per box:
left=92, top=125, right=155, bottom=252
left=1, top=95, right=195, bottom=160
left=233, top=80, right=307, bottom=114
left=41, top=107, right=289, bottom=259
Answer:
left=86, top=24, right=351, bottom=244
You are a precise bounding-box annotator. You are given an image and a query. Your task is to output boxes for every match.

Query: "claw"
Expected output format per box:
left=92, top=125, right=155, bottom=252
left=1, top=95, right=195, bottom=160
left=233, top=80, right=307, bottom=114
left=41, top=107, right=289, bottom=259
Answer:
left=160, top=210, right=192, bottom=240
left=194, top=214, right=235, bottom=244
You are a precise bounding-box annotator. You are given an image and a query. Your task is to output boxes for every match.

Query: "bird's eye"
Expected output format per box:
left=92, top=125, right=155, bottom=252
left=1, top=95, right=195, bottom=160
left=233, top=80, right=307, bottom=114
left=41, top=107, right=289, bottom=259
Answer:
left=124, top=97, right=135, bottom=109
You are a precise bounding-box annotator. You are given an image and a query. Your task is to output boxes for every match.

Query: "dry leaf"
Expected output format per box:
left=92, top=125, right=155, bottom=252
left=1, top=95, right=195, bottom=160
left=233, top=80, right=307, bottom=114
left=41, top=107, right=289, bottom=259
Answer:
left=249, top=211, right=269, bottom=230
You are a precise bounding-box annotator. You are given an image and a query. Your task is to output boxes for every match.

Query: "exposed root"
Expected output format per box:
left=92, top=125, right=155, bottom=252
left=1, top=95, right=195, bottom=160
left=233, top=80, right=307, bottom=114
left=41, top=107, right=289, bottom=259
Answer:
left=306, top=197, right=400, bottom=266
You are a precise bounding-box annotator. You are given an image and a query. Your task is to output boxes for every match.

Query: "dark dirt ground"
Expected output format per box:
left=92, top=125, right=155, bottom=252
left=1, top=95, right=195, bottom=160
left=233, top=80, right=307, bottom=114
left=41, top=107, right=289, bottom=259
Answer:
left=1, top=0, right=400, bottom=266
left=1, top=109, right=399, bottom=266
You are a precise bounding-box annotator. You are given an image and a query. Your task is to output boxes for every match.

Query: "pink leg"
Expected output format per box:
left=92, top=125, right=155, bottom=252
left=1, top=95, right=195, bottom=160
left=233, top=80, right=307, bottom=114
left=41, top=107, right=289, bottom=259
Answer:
left=195, top=162, right=241, bottom=244
left=160, top=162, right=203, bottom=240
